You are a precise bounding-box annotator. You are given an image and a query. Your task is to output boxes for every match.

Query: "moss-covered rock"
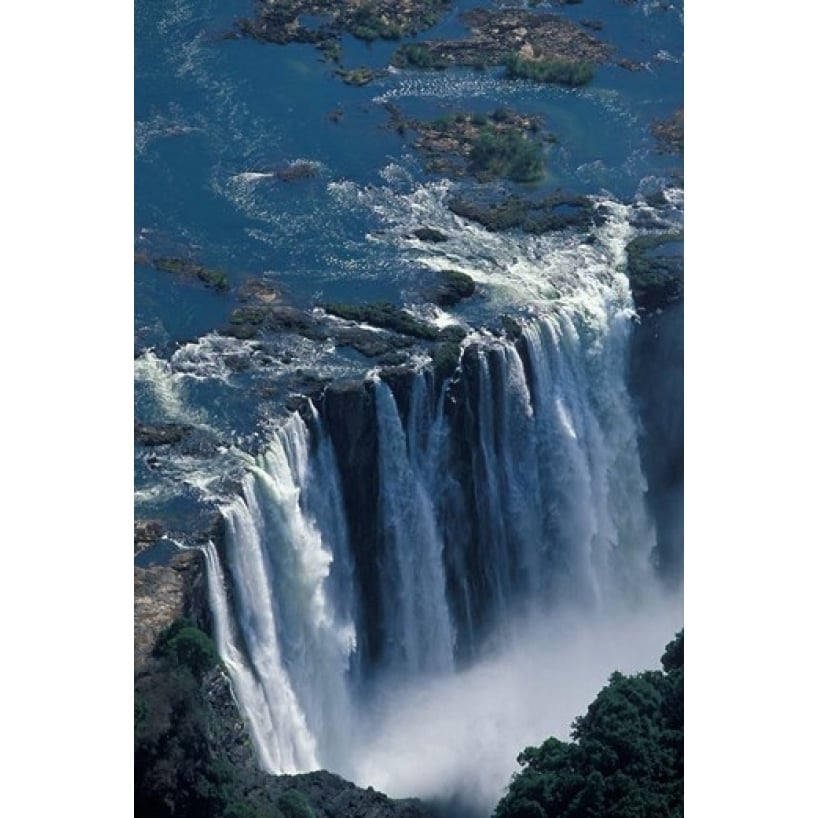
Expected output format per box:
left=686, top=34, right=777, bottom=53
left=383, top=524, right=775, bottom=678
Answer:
left=390, top=8, right=612, bottom=74
left=322, top=301, right=441, bottom=341
left=431, top=340, right=463, bottom=379
left=153, top=257, right=229, bottom=291
left=336, top=66, right=387, bottom=87
left=386, top=104, right=550, bottom=183
left=237, top=0, right=451, bottom=50
left=625, top=232, right=684, bottom=312
left=448, top=191, right=600, bottom=233
left=433, top=269, right=477, bottom=307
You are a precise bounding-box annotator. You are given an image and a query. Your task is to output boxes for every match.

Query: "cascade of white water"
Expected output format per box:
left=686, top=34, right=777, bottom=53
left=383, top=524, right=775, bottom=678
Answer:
left=374, top=378, right=456, bottom=675
left=193, top=186, right=673, bottom=816
left=211, top=412, right=357, bottom=773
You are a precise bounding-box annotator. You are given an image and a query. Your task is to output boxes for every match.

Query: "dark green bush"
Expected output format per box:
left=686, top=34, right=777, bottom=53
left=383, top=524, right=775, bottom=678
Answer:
left=494, top=631, right=684, bottom=818
left=153, top=618, right=221, bottom=680
left=278, top=790, right=315, bottom=818
left=505, top=54, right=595, bottom=87
left=469, top=128, right=544, bottom=183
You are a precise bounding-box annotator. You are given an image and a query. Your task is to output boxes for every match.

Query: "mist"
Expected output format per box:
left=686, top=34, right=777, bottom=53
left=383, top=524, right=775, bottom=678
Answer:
left=347, top=593, right=683, bottom=817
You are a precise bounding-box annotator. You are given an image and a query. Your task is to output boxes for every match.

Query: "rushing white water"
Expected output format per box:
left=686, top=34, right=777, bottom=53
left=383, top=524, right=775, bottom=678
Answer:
left=374, top=378, right=455, bottom=676
left=202, top=183, right=679, bottom=812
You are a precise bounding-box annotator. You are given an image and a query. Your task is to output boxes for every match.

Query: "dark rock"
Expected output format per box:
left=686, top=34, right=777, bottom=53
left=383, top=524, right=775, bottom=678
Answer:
left=238, top=0, right=451, bottom=50
left=391, top=8, right=613, bottom=72
left=227, top=305, right=326, bottom=340
left=318, top=380, right=383, bottom=666
left=625, top=232, right=684, bottom=313
left=652, top=108, right=684, bottom=155
left=448, top=190, right=601, bottom=234
left=500, top=315, right=524, bottom=340
left=135, top=422, right=193, bottom=447
left=333, top=326, right=415, bottom=358
left=431, top=341, right=463, bottom=380
left=135, top=520, right=164, bottom=553
left=432, top=269, right=476, bottom=307
left=237, top=278, right=281, bottom=305
left=274, top=160, right=320, bottom=182
left=412, top=226, right=449, bottom=242
left=336, top=66, right=387, bottom=86
left=629, top=301, right=684, bottom=586
left=152, top=257, right=229, bottom=291
left=323, top=301, right=441, bottom=341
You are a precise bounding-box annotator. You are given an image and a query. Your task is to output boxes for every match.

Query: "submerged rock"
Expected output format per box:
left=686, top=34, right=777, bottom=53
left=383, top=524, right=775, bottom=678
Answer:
left=652, top=108, right=684, bottom=155
left=152, top=256, right=229, bottom=291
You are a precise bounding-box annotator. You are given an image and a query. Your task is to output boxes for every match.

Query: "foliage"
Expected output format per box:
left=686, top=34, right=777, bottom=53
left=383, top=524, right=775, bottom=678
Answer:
left=396, top=43, right=449, bottom=69
left=469, top=128, right=544, bottom=183
left=494, top=631, right=683, bottom=818
left=136, top=619, right=248, bottom=818
left=504, top=53, right=595, bottom=86
left=350, top=2, right=402, bottom=41
left=278, top=790, right=316, bottom=818
left=153, top=617, right=221, bottom=680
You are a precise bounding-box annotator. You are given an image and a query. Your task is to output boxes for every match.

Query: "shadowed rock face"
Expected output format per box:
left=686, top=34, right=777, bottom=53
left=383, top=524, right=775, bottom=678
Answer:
left=317, top=380, right=384, bottom=666
left=629, top=300, right=684, bottom=586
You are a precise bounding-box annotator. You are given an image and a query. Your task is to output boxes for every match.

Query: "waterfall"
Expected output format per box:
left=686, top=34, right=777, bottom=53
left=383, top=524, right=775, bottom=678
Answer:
left=204, top=304, right=658, bottom=777
left=199, top=181, right=666, bottom=788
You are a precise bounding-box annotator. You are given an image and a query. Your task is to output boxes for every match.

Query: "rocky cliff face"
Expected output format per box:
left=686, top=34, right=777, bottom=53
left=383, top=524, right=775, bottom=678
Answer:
left=134, top=548, right=210, bottom=669
left=628, top=285, right=684, bottom=585
left=134, top=534, right=438, bottom=818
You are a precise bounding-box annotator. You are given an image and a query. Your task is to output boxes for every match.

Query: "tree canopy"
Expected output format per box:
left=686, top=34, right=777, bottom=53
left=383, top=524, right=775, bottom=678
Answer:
left=494, top=631, right=683, bottom=818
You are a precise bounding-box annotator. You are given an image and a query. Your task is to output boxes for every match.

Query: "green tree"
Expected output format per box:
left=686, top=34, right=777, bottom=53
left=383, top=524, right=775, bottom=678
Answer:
left=494, top=631, right=683, bottom=818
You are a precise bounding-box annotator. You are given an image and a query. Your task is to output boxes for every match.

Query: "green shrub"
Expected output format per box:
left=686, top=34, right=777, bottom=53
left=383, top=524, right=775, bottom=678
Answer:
left=493, top=631, right=684, bottom=818
left=397, top=43, right=449, bottom=69
left=504, top=54, right=595, bottom=87
left=154, top=618, right=221, bottom=680
left=277, top=790, right=315, bottom=818
left=469, top=128, right=544, bottom=183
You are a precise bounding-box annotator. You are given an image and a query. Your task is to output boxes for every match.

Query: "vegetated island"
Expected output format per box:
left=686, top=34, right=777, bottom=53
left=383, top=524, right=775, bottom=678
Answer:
left=236, top=0, right=451, bottom=48
left=391, top=8, right=613, bottom=86
left=385, top=104, right=554, bottom=183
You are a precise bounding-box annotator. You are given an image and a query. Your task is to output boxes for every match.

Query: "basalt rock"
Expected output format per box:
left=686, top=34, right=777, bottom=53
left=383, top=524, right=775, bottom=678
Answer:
left=135, top=421, right=193, bottom=447
left=134, top=549, right=210, bottom=669
left=448, top=191, right=601, bottom=234
left=391, top=8, right=613, bottom=72
left=625, top=232, right=684, bottom=313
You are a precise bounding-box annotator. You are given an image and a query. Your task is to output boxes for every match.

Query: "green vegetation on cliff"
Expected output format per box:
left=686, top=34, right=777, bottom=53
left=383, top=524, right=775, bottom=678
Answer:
left=494, top=631, right=683, bottom=818
left=135, top=619, right=258, bottom=818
